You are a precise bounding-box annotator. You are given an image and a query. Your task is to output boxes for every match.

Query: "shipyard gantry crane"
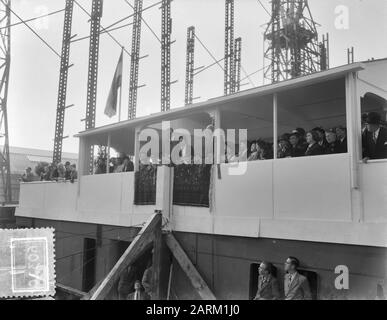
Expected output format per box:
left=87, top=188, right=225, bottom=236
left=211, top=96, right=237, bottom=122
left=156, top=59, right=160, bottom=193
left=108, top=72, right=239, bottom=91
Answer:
left=185, top=26, right=195, bottom=105
left=263, top=0, right=329, bottom=83
left=161, top=0, right=172, bottom=112
left=52, top=0, right=74, bottom=164
left=85, top=0, right=103, bottom=172
left=0, top=0, right=12, bottom=204
left=224, top=0, right=235, bottom=96
left=128, top=0, right=143, bottom=120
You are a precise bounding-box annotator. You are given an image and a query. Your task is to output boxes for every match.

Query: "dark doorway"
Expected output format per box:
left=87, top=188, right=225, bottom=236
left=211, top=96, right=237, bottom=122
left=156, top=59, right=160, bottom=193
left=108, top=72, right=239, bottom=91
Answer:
left=82, top=238, right=97, bottom=292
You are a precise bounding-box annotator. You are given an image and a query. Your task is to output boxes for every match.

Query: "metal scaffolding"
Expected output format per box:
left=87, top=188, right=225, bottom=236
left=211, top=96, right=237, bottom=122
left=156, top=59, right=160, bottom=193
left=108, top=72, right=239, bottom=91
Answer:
left=53, top=0, right=74, bottom=164
left=85, top=0, right=103, bottom=172
left=128, top=0, right=143, bottom=120
left=185, top=26, right=195, bottom=105
left=264, top=0, right=328, bottom=83
left=224, top=0, right=235, bottom=95
left=0, top=0, right=11, bottom=203
left=161, top=0, right=172, bottom=112
left=234, top=37, right=242, bottom=92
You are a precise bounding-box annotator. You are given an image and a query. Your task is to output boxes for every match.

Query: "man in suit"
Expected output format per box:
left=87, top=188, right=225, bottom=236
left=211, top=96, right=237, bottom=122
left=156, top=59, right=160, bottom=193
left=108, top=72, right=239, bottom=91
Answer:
left=127, top=280, right=150, bottom=300
left=335, top=126, right=348, bottom=153
left=253, top=261, right=281, bottom=300
left=284, top=256, right=312, bottom=300
left=362, top=112, right=387, bottom=161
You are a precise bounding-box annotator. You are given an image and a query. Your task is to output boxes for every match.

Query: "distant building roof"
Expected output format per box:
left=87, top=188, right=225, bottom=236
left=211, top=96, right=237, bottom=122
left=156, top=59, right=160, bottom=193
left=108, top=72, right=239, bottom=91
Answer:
left=1, top=146, right=78, bottom=174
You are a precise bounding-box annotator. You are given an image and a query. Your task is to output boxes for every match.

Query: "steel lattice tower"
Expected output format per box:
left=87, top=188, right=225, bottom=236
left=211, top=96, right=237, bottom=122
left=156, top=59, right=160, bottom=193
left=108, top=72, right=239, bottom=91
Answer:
left=161, top=0, right=172, bottom=112
left=85, top=0, right=103, bottom=172
left=0, top=0, right=12, bottom=203
left=233, top=37, right=242, bottom=92
left=185, top=26, right=195, bottom=106
left=224, top=0, right=235, bottom=95
left=53, top=0, right=74, bottom=164
left=128, top=0, right=143, bottom=120
left=264, top=0, right=328, bottom=83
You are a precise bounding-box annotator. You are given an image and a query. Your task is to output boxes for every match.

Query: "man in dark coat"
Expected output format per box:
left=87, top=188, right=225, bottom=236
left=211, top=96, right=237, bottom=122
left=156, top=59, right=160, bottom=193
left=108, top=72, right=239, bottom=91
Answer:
left=127, top=280, right=150, bottom=300
left=335, top=126, right=348, bottom=154
left=362, top=112, right=387, bottom=161
left=253, top=262, right=281, bottom=300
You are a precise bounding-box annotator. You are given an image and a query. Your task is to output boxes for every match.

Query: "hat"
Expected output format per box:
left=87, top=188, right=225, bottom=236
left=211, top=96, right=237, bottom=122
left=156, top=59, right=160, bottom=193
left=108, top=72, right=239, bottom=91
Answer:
left=365, top=112, right=382, bottom=125
left=293, top=128, right=306, bottom=136
left=312, top=127, right=325, bottom=134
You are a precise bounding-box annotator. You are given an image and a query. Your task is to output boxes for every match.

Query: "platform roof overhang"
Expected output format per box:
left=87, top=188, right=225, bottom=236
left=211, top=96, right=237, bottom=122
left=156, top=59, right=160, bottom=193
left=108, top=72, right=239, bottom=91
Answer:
left=74, top=63, right=365, bottom=145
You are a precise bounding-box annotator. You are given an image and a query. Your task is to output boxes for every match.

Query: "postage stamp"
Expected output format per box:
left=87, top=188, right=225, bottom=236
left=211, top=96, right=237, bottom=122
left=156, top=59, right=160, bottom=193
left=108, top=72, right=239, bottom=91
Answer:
left=0, top=228, right=55, bottom=299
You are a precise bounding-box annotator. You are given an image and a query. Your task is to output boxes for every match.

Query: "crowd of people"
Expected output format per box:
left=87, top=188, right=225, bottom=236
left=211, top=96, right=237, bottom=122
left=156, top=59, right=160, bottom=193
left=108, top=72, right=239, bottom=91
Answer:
left=20, top=161, right=78, bottom=183
left=238, top=125, right=348, bottom=163
left=94, top=153, right=135, bottom=174
left=245, top=111, right=387, bottom=162
left=253, top=256, right=312, bottom=300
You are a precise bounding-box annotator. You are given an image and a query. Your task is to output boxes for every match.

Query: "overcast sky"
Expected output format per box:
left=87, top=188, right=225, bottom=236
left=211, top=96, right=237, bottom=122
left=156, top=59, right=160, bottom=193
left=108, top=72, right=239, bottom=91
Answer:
left=7, top=0, right=387, bottom=153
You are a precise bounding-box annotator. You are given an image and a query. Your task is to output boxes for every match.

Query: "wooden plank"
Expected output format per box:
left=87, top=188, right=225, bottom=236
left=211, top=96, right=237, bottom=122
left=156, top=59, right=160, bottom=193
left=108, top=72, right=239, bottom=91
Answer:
left=56, top=283, right=86, bottom=298
left=88, top=213, right=162, bottom=300
left=165, top=233, right=216, bottom=300
left=151, top=220, right=171, bottom=299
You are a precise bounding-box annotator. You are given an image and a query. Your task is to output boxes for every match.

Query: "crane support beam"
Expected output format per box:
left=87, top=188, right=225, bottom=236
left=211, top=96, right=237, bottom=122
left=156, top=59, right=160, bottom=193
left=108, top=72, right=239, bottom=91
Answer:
left=53, top=0, right=74, bottom=164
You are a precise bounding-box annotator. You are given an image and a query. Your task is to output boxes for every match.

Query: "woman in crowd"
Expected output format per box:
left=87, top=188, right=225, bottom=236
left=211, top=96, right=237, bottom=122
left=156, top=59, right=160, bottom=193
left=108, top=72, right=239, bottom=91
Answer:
left=40, top=165, right=51, bottom=181
left=289, top=132, right=307, bottom=157
left=305, top=130, right=324, bottom=156
left=57, top=163, right=66, bottom=181
left=248, top=141, right=259, bottom=161
left=277, top=134, right=292, bottom=159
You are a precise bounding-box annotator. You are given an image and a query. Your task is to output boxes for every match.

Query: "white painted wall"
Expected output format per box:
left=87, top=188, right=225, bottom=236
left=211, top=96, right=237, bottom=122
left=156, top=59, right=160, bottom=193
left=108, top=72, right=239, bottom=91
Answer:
left=16, top=153, right=387, bottom=248
left=16, top=174, right=155, bottom=227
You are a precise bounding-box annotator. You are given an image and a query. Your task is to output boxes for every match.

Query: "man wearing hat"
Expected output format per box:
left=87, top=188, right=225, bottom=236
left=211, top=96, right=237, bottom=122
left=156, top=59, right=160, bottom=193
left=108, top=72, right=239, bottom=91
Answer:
left=362, top=111, right=387, bottom=161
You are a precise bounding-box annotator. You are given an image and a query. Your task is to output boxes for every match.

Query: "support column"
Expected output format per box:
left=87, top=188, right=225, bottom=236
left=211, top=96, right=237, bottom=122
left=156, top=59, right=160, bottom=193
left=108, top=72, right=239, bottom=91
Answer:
left=345, top=72, right=361, bottom=189
left=134, top=127, right=141, bottom=172
left=273, top=93, right=278, bottom=159
left=106, top=133, right=111, bottom=174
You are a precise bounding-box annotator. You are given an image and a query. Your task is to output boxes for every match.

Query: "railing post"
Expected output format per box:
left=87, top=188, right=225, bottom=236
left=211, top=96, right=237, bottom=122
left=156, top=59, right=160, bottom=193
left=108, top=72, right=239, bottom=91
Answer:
left=273, top=93, right=278, bottom=160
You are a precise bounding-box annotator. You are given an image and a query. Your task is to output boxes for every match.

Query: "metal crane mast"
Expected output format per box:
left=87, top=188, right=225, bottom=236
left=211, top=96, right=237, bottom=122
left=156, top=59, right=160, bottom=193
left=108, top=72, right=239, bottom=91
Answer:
left=0, top=0, right=12, bottom=203
left=233, top=37, right=242, bottom=92
left=161, top=0, right=172, bottom=112
left=128, top=0, right=143, bottom=120
left=85, top=0, right=103, bottom=172
left=185, top=26, right=195, bottom=106
left=264, top=0, right=328, bottom=83
left=224, top=0, right=235, bottom=95
left=53, top=0, right=74, bottom=164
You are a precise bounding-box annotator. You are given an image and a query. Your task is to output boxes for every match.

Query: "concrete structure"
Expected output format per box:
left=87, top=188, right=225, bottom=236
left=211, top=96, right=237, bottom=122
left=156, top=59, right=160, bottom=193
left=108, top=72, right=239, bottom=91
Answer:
left=16, top=60, right=387, bottom=300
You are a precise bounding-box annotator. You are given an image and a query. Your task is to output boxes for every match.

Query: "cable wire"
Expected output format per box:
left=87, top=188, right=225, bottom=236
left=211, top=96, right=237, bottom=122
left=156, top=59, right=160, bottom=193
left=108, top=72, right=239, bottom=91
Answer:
left=0, top=8, right=65, bottom=30
left=73, top=0, right=131, bottom=57
left=0, top=0, right=61, bottom=59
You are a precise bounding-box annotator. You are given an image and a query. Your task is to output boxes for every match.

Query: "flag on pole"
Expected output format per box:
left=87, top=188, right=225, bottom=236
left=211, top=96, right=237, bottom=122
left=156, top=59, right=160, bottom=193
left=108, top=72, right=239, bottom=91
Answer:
left=104, top=50, right=123, bottom=118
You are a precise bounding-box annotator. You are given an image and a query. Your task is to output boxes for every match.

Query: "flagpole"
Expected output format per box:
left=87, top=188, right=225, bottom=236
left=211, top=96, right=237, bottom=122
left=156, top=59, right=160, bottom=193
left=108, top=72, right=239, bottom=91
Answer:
left=118, top=47, right=124, bottom=122
left=118, top=85, right=122, bottom=122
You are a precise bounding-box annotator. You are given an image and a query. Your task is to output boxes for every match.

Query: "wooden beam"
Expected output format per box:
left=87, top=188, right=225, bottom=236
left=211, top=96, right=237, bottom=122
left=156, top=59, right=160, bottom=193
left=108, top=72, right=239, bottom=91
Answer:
left=88, top=213, right=162, bottom=300
left=56, top=283, right=87, bottom=298
left=164, top=233, right=216, bottom=300
left=80, top=279, right=103, bottom=300
left=151, top=219, right=171, bottom=300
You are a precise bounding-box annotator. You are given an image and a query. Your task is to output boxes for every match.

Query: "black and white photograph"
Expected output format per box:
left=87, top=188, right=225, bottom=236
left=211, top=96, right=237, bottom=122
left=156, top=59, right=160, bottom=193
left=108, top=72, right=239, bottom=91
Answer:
left=0, top=0, right=386, bottom=307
